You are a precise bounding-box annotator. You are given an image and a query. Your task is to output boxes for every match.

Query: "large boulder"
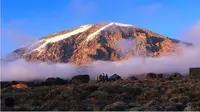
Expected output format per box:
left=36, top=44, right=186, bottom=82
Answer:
left=189, top=68, right=200, bottom=78
left=109, top=74, right=122, bottom=82
left=70, top=75, right=90, bottom=84
left=45, top=77, right=66, bottom=85
left=146, top=73, right=157, bottom=79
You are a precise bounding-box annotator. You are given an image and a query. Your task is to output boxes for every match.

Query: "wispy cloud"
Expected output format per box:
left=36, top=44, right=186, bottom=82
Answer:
left=185, top=21, right=200, bottom=39
left=181, top=21, right=200, bottom=44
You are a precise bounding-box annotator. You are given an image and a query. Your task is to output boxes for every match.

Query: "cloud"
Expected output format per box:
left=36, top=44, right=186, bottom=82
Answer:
left=184, top=21, right=200, bottom=38
left=115, top=38, right=137, bottom=57
left=69, top=0, right=96, bottom=15
left=1, top=42, right=200, bottom=81
left=181, top=21, right=200, bottom=44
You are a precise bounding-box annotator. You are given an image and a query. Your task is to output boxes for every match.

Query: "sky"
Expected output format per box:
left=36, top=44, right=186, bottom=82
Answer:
left=1, top=0, right=200, bottom=57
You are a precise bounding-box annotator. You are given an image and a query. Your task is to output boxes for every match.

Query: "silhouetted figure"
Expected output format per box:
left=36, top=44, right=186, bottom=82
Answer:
left=99, top=74, right=103, bottom=82
left=102, top=73, right=105, bottom=82
left=105, top=74, right=109, bottom=82
left=95, top=75, right=99, bottom=82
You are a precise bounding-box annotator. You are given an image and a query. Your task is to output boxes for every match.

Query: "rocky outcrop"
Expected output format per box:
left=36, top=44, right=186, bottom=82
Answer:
left=146, top=73, right=157, bottom=79
left=45, top=77, right=67, bottom=85
left=70, top=75, right=90, bottom=84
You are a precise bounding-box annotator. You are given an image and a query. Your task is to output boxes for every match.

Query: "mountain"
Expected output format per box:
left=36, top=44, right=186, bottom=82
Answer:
left=12, top=22, right=183, bottom=66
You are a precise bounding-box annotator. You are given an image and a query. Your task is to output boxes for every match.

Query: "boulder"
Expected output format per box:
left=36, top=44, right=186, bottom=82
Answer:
left=189, top=68, right=200, bottom=78
left=109, top=74, right=122, bottom=82
left=157, top=74, right=163, bottom=78
left=70, top=75, right=90, bottom=84
left=172, top=72, right=182, bottom=78
left=12, top=80, right=19, bottom=85
left=127, top=76, right=138, bottom=81
left=45, top=77, right=66, bottom=85
left=146, top=73, right=157, bottom=79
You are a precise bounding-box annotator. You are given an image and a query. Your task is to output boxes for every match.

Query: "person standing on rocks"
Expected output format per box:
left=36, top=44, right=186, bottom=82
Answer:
left=99, top=74, right=103, bottom=82
left=105, top=74, right=109, bottom=82
left=102, top=73, right=105, bottom=82
left=95, top=75, right=99, bottom=82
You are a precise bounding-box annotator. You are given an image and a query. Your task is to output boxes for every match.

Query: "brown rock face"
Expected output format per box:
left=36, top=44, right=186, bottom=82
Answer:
left=13, top=22, right=183, bottom=66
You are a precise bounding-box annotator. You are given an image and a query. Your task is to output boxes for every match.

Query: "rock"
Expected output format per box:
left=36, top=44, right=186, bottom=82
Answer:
left=12, top=80, right=19, bottom=85
left=108, top=74, right=122, bottom=82
left=70, top=75, right=90, bottom=84
left=157, top=74, right=163, bottom=78
left=104, top=101, right=126, bottom=111
left=169, top=96, right=190, bottom=104
left=172, top=72, right=182, bottom=78
left=127, top=76, right=138, bottom=81
left=45, top=77, right=66, bottom=85
left=189, top=68, right=200, bottom=78
left=174, top=102, right=185, bottom=111
left=184, top=103, right=195, bottom=111
left=146, top=73, right=157, bottom=79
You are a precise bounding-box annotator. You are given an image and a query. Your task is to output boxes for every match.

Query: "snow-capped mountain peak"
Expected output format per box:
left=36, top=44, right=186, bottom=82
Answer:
left=13, top=22, right=181, bottom=65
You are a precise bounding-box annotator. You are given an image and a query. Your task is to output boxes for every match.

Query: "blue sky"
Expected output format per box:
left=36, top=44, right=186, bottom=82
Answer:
left=1, top=0, right=200, bottom=57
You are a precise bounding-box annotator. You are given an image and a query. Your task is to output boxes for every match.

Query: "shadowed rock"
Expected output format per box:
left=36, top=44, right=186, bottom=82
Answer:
left=146, top=73, right=157, bottom=79
left=172, top=72, right=182, bottom=78
left=127, top=76, right=138, bottom=81
left=157, top=74, right=163, bottom=78
left=45, top=77, right=66, bottom=85
left=70, top=75, right=90, bottom=84
left=109, top=74, right=122, bottom=82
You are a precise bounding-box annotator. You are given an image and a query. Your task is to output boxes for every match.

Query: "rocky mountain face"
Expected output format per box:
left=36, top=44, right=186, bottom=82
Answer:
left=13, top=22, right=182, bottom=66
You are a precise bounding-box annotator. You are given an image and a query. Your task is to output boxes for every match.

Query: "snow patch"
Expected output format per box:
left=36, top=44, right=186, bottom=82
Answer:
left=111, top=22, right=133, bottom=27
left=86, top=22, right=133, bottom=41
left=27, top=24, right=93, bottom=55
left=85, top=23, right=114, bottom=41
left=80, top=24, right=92, bottom=28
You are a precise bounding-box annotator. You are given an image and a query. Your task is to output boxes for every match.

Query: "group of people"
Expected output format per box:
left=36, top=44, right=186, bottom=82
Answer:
left=95, top=73, right=109, bottom=82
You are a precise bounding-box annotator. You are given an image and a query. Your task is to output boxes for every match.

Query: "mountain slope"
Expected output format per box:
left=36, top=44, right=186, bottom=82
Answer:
left=13, top=22, right=182, bottom=66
